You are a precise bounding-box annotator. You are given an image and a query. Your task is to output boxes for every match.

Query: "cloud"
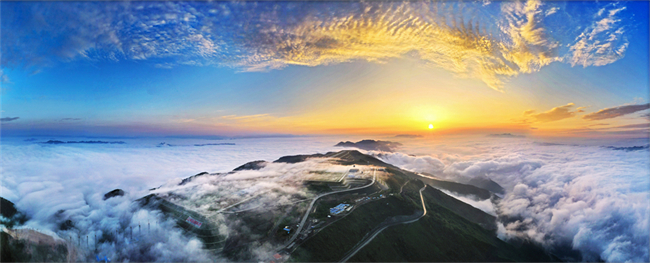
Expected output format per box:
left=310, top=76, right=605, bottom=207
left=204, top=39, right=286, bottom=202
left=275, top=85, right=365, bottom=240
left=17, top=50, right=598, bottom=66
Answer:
left=545, top=7, right=559, bottom=16
left=560, top=121, right=649, bottom=137
left=3, top=135, right=649, bottom=262
left=394, top=134, right=423, bottom=139
left=526, top=103, right=578, bottom=122
left=569, top=5, right=628, bottom=67
left=1, top=136, right=342, bottom=261
left=443, top=156, right=545, bottom=184
left=439, top=189, right=497, bottom=216
left=60, top=118, right=82, bottom=122
left=1, top=117, right=20, bottom=122
left=1, top=1, right=632, bottom=91
left=588, top=123, right=609, bottom=127
left=374, top=152, right=446, bottom=175
left=172, top=118, right=195, bottom=123
left=0, top=69, right=10, bottom=83
left=221, top=114, right=272, bottom=122
left=601, top=123, right=649, bottom=130
left=235, top=0, right=567, bottom=91
left=1, top=2, right=221, bottom=69
left=150, top=159, right=335, bottom=260
left=150, top=157, right=379, bottom=261
left=583, top=103, right=650, bottom=121
left=382, top=137, right=649, bottom=262
left=563, top=127, right=650, bottom=138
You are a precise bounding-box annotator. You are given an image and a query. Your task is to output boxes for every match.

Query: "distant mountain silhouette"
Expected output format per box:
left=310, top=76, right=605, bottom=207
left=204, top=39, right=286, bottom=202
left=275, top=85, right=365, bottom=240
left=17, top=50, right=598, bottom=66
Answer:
left=42, top=140, right=125, bottom=144
left=233, top=160, right=267, bottom=171
left=603, top=145, right=649, bottom=151
left=335, top=140, right=401, bottom=152
left=487, top=133, right=524, bottom=138
left=194, top=143, right=236, bottom=146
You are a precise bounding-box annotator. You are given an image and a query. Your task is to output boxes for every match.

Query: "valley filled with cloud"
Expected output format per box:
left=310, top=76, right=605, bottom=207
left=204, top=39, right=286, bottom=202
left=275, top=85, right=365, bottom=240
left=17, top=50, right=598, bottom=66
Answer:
left=375, top=136, right=649, bottom=262
left=1, top=136, right=647, bottom=261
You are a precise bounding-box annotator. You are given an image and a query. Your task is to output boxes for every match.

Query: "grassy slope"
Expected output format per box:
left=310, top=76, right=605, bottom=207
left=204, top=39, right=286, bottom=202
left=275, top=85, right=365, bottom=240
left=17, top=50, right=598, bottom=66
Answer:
left=1, top=232, right=69, bottom=262
left=290, top=195, right=419, bottom=262
left=419, top=187, right=497, bottom=230
left=138, top=194, right=224, bottom=249
left=419, top=176, right=492, bottom=200
left=163, top=150, right=555, bottom=262
left=391, top=169, right=497, bottom=230
left=348, top=189, right=558, bottom=262
left=291, top=151, right=510, bottom=262
left=287, top=150, right=557, bottom=262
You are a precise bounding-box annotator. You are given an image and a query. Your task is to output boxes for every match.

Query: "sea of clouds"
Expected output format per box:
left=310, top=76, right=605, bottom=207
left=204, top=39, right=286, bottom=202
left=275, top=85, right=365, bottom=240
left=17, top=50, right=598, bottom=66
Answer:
left=0, top=136, right=343, bottom=261
left=1, top=135, right=648, bottom=262
left=374, top=135, right=650, bottom=262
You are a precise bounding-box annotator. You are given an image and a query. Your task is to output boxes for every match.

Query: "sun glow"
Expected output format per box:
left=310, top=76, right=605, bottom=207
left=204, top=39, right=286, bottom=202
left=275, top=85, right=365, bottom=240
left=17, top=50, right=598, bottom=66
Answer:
left=429, top=124, right=434, bottom=129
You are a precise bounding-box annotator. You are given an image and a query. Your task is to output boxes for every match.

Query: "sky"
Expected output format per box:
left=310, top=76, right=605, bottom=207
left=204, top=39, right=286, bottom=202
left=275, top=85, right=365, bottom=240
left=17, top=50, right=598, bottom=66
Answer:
left=1, top=0, right=649, bottom=138
left=1, top=2, right=648, bottom=261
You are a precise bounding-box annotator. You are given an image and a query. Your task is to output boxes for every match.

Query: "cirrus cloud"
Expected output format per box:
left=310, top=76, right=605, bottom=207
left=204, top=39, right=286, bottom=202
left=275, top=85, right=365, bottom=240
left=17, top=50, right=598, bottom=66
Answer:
left=1, top=1, right=633, bottom=91
left=570, top=5, right=629, bottom=67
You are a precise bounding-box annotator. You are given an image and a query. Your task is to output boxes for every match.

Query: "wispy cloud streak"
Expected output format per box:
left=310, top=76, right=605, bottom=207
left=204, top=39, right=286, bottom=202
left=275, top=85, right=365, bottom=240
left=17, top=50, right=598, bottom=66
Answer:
left=524, top=103, right=578, bottom=122
left=583, top=103, right=650, bottom=121
left=1, top=117, right=20, bottom=122
left=570, top=5, right=629, bottom=67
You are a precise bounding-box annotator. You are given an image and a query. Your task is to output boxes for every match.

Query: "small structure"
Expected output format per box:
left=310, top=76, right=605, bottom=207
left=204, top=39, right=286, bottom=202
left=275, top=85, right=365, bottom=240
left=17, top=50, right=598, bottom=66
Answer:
left=96, top=255, right=110, bottom=262
left=355, top=196, right=371, bottom=202
left=185, top=216, right=203, bottom=228
left=330, top=203, right=350, bottom=215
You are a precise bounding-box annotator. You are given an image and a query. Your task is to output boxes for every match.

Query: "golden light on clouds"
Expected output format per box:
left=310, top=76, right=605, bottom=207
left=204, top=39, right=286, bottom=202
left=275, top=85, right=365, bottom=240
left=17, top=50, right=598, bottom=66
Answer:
left=0, top=1, right=644, bottom=139
left=239, top=3, right=546, bottom=91
left=133, top=1, right=640, bottom=137
left=233, top=0, right=628, bottom=92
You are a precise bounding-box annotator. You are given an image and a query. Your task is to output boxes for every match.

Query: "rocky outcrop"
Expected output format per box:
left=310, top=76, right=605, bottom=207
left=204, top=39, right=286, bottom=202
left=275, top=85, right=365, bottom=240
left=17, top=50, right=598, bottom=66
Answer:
left=103, top=189, right=125, bottom=200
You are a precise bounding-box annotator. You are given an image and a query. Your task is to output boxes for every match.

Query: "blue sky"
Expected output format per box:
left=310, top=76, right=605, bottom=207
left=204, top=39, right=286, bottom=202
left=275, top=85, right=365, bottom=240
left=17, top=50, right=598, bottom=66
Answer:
left=1, top=1, right=648, bottom=137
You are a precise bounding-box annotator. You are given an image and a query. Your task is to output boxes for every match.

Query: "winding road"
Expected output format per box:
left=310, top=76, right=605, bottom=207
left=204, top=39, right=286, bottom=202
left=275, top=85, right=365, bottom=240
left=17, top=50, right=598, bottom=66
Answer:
left=284, top=168, right=377, bottom=247
left=339, top=185, right=427, bottom=263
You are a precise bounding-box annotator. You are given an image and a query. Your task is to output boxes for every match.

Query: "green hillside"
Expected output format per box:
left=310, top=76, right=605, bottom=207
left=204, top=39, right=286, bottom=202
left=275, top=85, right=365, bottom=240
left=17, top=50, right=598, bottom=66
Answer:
left=417, top=175, right=493, bottom=200
left=348, top=189, right=559, bottom=262
left=290, top=194, right=420, bottom=262
left=283, top=151, right=557, bottom=262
